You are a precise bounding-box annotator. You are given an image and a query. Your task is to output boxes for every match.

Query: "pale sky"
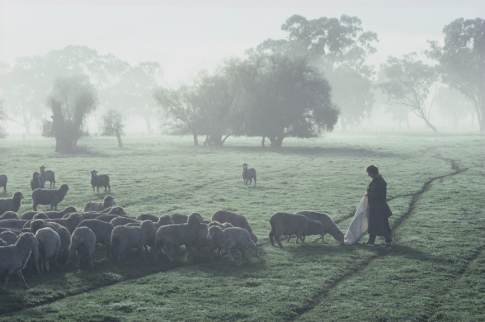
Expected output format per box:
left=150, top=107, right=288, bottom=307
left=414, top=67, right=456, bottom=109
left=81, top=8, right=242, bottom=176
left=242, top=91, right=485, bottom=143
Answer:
left=0, top=0, right=483, bottom=85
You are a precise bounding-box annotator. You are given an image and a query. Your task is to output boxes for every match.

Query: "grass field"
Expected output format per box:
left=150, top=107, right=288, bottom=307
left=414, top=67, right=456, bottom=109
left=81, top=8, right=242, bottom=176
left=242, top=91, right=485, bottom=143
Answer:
left=0, top=133, right=483, bottom=321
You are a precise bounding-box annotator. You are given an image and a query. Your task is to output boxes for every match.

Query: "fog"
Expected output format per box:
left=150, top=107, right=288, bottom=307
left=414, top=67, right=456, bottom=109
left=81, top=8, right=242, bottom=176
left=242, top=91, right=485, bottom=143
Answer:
left=0, top=0, right=483, bottom=137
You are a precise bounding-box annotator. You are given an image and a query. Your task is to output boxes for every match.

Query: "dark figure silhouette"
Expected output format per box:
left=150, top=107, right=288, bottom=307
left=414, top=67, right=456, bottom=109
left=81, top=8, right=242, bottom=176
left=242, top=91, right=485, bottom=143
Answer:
left=366, top=165, right=392, bottom=247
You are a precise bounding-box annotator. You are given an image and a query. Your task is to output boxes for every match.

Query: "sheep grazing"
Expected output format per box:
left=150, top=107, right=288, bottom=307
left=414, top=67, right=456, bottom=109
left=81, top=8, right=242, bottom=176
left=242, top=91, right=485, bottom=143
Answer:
left=69, top=227, right=96, bottom=270
left=39, top=166, right=56, bottom=188
left=31, top=220, right=71, bottom=265
left=90, top=170, right=110, bottom=193
left=21, top=211, right=38, bottom=220
left=171, top=213, right=188, bottom=224
left=297, top=211, right=345, bottom=244
left=137, top=213, right=159, bottom=222
left=0, top=230, right=18, bottom=245
left=0, top=192, right=24, bottom=215
left=78, top=219, right=113, bottom=255
left=208, top=226, right=258, bottom=263
left=154, top=213, right=204, bottom=262
left=110, top=224, right=150, bottom=262
left=33, top=213, right=48, bottom=220
left=242, top=163, right=256, bottom=186
left=32, top=184, right=69, bottom=211
left=269, top=212, right=319, bottom=248
left=0, top=174, right=7, bottom=193
left=45, top=206, right=77, bottom=219
left=110, top=216, right=138, bottom=227
left=35, top=227, right=61, bottom=272
left=212, top=210, right=257, bottom=242
left=101, top=206, right=126, bottom=216
left=0, top=219, right=28, bottom=232
left=0, top=232, right=39, bottom=288
left=84, top=195, right=115, bottom=212
left=47, top=213, right=84, bottom=233
left=0, top=211, right=19, bottom=220
left=30, top=172, right=42, bottom=191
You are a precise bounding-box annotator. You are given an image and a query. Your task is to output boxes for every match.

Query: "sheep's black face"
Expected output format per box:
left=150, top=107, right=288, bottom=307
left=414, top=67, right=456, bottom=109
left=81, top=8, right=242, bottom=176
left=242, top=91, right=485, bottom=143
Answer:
left=14, top=192, right=24, bottom=200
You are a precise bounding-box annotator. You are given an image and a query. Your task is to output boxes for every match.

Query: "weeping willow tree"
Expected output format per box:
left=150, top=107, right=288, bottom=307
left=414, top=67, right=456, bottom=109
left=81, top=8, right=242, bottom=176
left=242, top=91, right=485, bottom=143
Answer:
left=47, top=75, right=97, bottom=153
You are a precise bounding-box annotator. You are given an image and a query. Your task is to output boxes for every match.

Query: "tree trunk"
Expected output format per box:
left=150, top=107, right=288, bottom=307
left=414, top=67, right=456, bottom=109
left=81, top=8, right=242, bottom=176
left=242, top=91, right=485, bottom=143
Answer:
left=193, top=133, right=199, bottom=146
left=116, top=131, right=123, bottom=148
left=422, top=116, right=438, bottom=133
left=269, top=136, right=284, bottom=148
left=261, top=136, right=266, bottom=147
left=221, top=134, right=231, bottom=145
left=55, top=136, right=78, bottom=153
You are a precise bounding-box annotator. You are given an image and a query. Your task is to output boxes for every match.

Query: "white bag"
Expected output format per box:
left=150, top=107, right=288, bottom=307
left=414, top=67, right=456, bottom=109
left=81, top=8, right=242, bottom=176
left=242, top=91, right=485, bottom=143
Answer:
left=344, top=196, right=369, bottom=245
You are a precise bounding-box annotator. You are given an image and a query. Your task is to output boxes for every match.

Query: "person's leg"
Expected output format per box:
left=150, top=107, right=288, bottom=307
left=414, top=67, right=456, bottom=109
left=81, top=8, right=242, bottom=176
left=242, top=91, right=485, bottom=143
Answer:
left=367, top=234, right=376, bottom=244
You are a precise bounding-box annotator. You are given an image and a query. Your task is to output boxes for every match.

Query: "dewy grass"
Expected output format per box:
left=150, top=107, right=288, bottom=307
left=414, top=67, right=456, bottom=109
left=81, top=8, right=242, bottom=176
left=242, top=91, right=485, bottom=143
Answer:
left=0, top=134, right=483, bottom=321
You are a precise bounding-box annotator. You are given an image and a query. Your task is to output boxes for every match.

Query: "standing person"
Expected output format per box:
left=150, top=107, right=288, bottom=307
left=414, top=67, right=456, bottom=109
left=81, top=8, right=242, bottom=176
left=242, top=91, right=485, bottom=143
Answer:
left=366, top=165, right=392, bottom=247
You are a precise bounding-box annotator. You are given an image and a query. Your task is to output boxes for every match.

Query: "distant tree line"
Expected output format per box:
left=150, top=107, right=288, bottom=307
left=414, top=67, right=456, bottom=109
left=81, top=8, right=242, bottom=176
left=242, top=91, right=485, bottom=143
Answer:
left=0, top=16, right=483, bottom=152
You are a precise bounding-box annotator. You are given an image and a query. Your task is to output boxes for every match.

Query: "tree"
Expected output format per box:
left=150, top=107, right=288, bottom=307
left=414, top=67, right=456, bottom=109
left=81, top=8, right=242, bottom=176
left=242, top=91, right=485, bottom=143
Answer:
left=429, top=18, right=485, bottom=134
left=433, top=85, right=474, bottom=127
left=102, top=110, right=124, bottom=148
left=103, top=62, right=161, bottom=134
left=47, top=75, right=97, bottom=153
left=256, top=15, right=377, bottom=126
left=379, top=54, right=438, bottom=132
left=154, top=86, right=203, bottom=146
left=241, top=54, right=339, bottom=147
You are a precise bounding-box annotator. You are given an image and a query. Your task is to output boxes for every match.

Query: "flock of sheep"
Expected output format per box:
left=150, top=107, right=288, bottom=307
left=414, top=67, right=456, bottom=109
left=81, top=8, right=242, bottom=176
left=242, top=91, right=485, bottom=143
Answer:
left=0, top=164, right=345, bottom=289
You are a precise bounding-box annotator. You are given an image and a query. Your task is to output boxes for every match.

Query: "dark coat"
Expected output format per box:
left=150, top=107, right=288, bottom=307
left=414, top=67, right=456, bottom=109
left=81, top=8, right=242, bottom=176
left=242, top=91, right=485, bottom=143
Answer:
left=367, top=175, right=392, bottom=236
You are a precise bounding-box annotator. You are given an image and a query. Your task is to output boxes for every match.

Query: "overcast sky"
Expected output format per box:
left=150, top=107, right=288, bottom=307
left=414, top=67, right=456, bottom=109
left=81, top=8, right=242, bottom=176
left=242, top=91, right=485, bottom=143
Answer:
left=0, top=0, right=483, bottom=85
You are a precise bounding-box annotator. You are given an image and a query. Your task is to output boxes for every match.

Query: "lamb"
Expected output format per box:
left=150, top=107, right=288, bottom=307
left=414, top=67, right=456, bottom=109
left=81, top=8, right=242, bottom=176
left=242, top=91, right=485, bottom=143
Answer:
left=30, top=172, right=42, bottom=191
left=208, top=226, right=258, bottom=263
left=90, top=170, right=110, bottom=192
left=0, top=192, right=24, bottom=215
left=39, top=165, right=56, bottom=188
left=110, top=222, right=152, bottom=262
left=212, top=210, right=257, bottom=242
left=297, top=211, right=345, bottom=244
left=0, top=232, right=39, bottom=288
left=110, top=216, right=139, bottom=227
left=35, top=227, right=61, bottom=272
left=154, top=213, right=204, bottom=261
left=32, top=184, right=69, bottom=210
left=269, top=212, right=316, bottom=248
left=0, top=230, right=18, bottom=245
left=78, top=219, right=113, bottom=254
left=69, top=226, right=96, bottom=270
left=31, top=220, right=71, bottom=265
left=0, top=211, right=19, bottom=220
left=0, top=174, right=7, bottom=193
left=137, top=213, right=159, bottom=222
left=84, top=195, right=115, bottom=212
left=242, top=163, right=256, bottom=186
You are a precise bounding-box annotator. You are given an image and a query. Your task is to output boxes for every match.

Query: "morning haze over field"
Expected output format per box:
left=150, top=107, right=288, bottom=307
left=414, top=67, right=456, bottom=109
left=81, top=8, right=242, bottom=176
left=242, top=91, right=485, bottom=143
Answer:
left=0, top=1, right=484, bottom=321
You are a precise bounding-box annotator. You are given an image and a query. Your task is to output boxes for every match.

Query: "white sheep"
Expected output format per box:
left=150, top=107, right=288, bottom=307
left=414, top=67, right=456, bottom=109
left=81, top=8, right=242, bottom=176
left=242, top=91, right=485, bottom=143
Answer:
left=69, top=226, right=96, bottom=270
left=35, top=227, right=61, bottom=272
left=0, top=232, right=39, bottom=288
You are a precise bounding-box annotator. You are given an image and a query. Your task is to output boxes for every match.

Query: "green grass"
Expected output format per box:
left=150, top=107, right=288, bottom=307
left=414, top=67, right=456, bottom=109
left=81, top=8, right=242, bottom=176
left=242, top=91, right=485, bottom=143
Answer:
left=0, top=133, right=483, bottom=321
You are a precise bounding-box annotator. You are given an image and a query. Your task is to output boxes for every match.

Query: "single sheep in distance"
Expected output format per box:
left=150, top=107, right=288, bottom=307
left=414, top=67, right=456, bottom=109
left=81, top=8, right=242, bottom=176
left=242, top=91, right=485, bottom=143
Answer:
left=242, top=163, right=256, bottom=186
left=39, top=166, right=56, bottom=188
left=84, top=195, right=115, bottom=212
left=90, top=170, right=110, bottom=193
